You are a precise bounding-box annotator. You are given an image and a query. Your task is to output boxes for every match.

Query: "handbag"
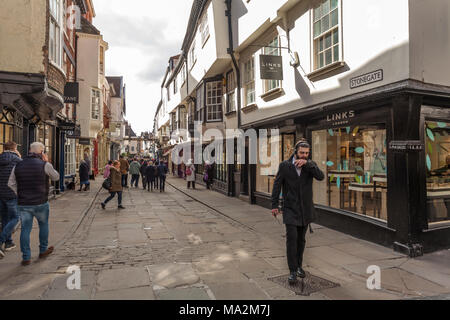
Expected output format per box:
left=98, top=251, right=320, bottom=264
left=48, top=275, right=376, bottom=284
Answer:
left=102, top=177, right=111, bottom=190
left=186, top=167, right=192, bottom=176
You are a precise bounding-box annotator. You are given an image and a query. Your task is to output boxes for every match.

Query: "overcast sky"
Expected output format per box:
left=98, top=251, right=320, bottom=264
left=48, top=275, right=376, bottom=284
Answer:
left=93, top=0, right=193, bottom=135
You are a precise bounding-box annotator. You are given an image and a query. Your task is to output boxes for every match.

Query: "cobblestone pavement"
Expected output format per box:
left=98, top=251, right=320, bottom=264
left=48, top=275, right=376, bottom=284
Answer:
left=0, top=176, right=449, bottom=300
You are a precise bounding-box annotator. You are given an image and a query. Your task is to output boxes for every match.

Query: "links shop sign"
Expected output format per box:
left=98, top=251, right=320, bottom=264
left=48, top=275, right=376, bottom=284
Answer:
left=260, top=55, right=283, bottom=80
left=326, top=110, right=356, bottom=126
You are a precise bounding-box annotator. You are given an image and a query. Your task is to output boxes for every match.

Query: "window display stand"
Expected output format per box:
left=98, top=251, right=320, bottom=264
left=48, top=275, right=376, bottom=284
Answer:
left=327, top=170, right=355, bottom=209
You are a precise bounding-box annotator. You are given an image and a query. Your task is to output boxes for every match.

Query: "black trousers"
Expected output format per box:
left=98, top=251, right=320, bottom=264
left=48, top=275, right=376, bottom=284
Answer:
left=285, top=224, right=308, bottom=273
left=160, top=176, right=166, bottom=191
left=187, top=181, right=195, bottom=189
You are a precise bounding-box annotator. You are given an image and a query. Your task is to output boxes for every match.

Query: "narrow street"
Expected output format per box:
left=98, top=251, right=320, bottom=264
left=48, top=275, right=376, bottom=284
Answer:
left=0, top=177, right=449, bottom=300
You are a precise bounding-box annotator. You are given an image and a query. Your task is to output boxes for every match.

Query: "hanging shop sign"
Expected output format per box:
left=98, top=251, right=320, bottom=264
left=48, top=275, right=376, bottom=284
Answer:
left=66, top=125, right=81, bottom=138
left=350, top=69, right=383, bottom=89
left=78, top=138, right=91, bottom=145
left=64, top=82, right=79, bottom=103
left=260, top=55, right=283, bottom=81
left=389, top=140, right=424, bottom=153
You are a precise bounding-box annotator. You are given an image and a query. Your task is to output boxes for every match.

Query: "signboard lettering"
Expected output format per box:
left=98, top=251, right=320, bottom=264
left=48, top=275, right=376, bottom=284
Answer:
left=389, top=141, right=424, bottom=153
left=260, top=55, right=283, bottom=81
left=350, top=70, right=383, bottom=89
left=64, top=82, right=79, bottom=103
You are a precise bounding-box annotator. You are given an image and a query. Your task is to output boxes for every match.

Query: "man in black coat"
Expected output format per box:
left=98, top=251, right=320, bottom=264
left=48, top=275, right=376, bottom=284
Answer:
left=145, top=162, right=155, bottom=192
left=271, top=140, right=324, bottom=284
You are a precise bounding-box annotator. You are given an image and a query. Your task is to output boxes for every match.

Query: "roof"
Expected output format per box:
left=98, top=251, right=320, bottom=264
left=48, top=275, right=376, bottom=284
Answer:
left=77, top=16, right=100, bottom=35
left=181, top=0, right=209, bottom=52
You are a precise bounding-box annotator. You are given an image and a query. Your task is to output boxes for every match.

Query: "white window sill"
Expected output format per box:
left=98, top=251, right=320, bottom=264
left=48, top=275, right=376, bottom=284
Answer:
left=242, top=103, right=258, bottom=113
left=260, top=87, right=284, bottom=102
left=307, top=61, right=346, bottom=81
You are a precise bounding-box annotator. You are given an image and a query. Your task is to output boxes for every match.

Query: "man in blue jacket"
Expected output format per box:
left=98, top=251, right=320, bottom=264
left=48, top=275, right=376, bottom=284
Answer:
left=157, top=161, right=168, bottom=192
left=0, top=141, right=22, bottom=258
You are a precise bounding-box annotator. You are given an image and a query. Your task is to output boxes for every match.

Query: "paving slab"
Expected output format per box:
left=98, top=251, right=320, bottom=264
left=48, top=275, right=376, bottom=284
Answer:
left=147, top=263, right=200, bottom=289
left=94, top=286, right=155, bottom=300
left=155, top=287, right=211, bottom=300
left=208, top=282, right=269, bottom=300
left=96, top=267, right=150, bottom=292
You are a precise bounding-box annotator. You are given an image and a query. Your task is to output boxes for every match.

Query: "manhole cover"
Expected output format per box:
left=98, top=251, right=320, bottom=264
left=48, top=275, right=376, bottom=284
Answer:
left=268, top=272, right=339, bottom=296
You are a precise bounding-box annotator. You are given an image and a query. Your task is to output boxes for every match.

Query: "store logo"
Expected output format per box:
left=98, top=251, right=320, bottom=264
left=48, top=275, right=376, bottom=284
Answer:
left=326, top=110, right=355, bottom=126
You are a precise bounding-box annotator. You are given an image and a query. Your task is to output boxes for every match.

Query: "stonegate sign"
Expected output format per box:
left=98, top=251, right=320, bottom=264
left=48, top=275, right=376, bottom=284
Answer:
left=350, top=69, right=383, bottom=89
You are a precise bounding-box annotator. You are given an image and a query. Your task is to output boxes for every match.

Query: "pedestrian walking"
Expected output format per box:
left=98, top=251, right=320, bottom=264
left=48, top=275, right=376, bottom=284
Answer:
left=185, top=159, right=196, bottom=189
left=271, top=140, right=324, bottom=284
left=140, top=161, right=148, bottom=190
left=157, top=161, right=168, bottom=192
left=7, top=142, right=60, bottom=266
left=145, top=161, right=155, bottom=192
left=153, top=160, right=159, bottom=190
left=119, top=155, right=129, bottom=188
left=83, top=150, right=93, bottom=184
left=103, top=160, right=113, bottom=179
left=78, top=158, right=90, bottom=191
left=204, top=160, right=214, bottom=190
left=101, top=161, right=125, bottom=210
left=0, top=141, right=22, bottom=258
left=129, top=158, right=141, bottom=188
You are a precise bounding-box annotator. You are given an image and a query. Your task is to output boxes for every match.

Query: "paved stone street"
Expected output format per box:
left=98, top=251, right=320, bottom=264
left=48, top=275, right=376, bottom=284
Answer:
left=0, top=176, right=449, bottom=300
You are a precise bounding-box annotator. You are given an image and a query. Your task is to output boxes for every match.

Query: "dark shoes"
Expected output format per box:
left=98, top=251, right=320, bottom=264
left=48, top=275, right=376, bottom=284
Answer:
left=21, top=260, right=31, bottom=266
left=288, top=272, right=297, bottom=284
left=5, top=242, right=16, bottom=251
left=297, top=267, right=306, bottom=279
left=39, top=246, right=54, bottom=259
left=101, top=203, right=106, bottom=210
left=118, top=205, right=125, bottom=210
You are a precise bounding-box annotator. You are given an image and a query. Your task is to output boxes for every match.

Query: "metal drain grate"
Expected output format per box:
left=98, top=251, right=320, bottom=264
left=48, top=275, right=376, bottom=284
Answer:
left=268, top=272, right=339, bottom=296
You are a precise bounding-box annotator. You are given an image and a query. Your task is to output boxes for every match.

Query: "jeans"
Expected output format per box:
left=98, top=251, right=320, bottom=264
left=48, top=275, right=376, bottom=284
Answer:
left=121, top=174, right=128, bottom=187
left=131, top=174, right=140, bottom=187
left=19, top=202, right=50, bottom=261
left=0, top=198, right=19, bottom=244
left=160, top=176, right=166, bottom=191
left=285, top=224, right=308, bottom=272
left=104, top=192, right=122, bottom=206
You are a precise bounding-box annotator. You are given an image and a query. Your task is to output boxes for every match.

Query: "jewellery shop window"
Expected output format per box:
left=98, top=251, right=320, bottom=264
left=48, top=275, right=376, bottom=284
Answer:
left=0, top=107, right=23, bottom=154
left=312, top=124, right=388, bottom=221
left=256, top=135, right=282, bottom=195
left=425, top=120, right=450, bottom=224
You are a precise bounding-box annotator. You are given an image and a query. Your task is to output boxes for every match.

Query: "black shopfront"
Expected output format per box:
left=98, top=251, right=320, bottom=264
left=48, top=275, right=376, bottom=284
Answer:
left=250, top=85, right=450, bottom=256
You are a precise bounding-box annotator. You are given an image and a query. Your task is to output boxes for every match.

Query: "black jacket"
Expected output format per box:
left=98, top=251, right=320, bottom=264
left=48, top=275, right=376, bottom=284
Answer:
left=271, top=155, right=325, bottom=226
left=145, top=165, right=155, bottom=180
left=158, top=164, right=168, bottom=178
left=0, top=151, right=22, bottom=200
left=79, top=160, right=90, bottom=182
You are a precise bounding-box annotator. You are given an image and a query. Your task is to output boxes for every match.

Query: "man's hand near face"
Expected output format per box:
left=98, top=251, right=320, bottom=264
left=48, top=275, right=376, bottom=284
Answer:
left=42, top=153, right=49, bottom=163
left=294, top=159, right=307, bottom=168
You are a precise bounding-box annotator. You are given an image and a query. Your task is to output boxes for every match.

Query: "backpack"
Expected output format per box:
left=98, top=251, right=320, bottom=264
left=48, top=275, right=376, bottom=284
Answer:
left=102, top=177, right=111, bottom=190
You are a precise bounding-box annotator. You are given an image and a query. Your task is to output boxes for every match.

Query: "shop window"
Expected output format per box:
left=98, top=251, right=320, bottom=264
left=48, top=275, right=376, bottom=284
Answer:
left=36, top=123, right=55, bottom=165
left=256, top=135, right=282, bottom=194
left=64, top=138, right=76, bottom=176
left=312, top=0, right=340, bottom=70
left=206, top=81, right=223, bottom=122
left=425, top=120, right=450, bottom=223
left=312, top=124, right=387, bottom=221
left=262, top=37, right=281, bottom=93
left=214, top=142, right=227, bottom=183
left=243, top=57, right=255, bottom=106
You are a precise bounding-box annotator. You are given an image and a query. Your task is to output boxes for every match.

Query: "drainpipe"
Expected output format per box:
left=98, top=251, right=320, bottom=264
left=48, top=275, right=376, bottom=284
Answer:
left=225, top=0, right=241, bottom=129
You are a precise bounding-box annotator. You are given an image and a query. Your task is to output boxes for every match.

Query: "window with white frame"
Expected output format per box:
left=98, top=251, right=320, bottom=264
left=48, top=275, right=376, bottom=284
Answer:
left=189, top=40, right=197, bottom=69
left=243, top=57, right=255, bottom=106
left=167, top=86, right=171, bottom=101
left=196, top=84, right=204, bottom=122
left=199, top=11, right=210, bottom=46
left=49, top=0, right=63, bottom=67
left=181, top=64, right=186, bottom=84
left=262, top=36, right=281, bottom=93
left=173, top=76, right=178, bottom=94
left=64, top=138, right=76, bottom=176
left=313, top=0, right=340, bottom=70
left=91, top=89, right=101, bottom=120
left=226, top=71, right=236, bottom=113
left=179, top=107, right=187, bottom=129
left=206, top=81, right=223, bottom=121
left=99, top=46, right=105, bottom=75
